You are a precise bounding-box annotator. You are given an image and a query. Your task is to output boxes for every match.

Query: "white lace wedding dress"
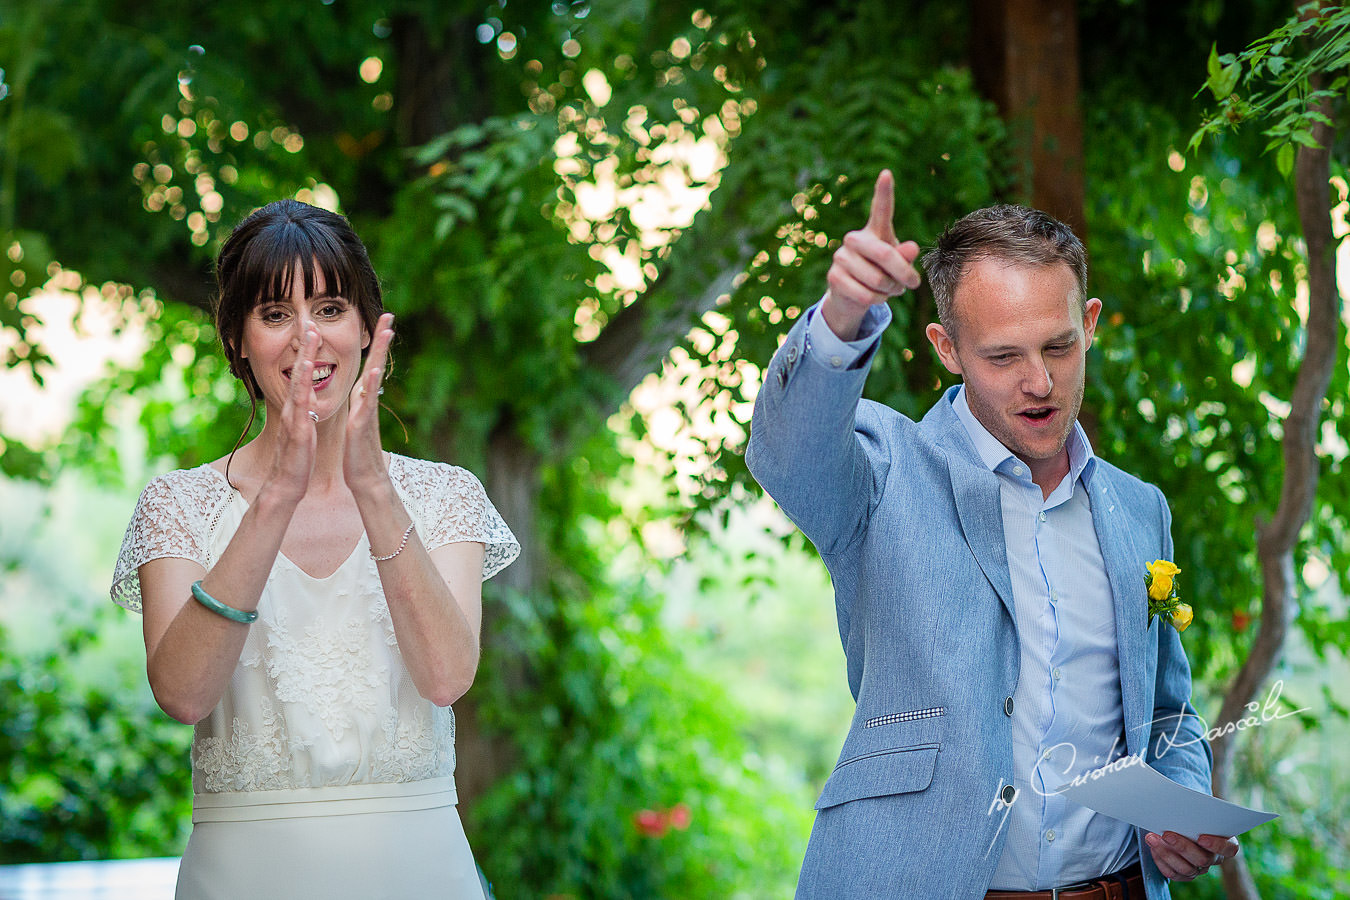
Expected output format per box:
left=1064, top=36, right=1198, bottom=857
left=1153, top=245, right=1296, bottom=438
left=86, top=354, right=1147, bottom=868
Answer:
left=111, top=454, right=519, bottom=900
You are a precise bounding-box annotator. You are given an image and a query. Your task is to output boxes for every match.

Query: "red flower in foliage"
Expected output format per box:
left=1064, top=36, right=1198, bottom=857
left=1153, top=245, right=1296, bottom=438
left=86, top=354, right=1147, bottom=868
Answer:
left=633, top=809, right=668, bottom=837
left=633, top=803, right=692, bottom=837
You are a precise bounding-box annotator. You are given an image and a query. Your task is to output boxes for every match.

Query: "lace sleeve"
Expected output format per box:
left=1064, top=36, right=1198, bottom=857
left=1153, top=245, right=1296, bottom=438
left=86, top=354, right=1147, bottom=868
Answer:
left=394, top=456, right=520, bottom=581
left=110, top=468, right=222, bottom=612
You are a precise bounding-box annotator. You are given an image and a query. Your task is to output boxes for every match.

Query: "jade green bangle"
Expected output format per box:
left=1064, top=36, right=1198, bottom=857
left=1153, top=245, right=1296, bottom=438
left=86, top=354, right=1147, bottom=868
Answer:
left=191, top=580, right=258, bottom=624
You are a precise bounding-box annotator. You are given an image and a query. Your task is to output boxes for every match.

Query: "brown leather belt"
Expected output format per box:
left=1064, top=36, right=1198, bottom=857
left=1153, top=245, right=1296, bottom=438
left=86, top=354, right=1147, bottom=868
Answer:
left=985, top=862, right=1145, bottom=900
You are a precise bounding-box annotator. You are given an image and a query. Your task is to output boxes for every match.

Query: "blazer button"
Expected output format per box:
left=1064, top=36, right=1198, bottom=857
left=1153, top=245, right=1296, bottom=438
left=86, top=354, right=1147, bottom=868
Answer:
left=1001, top=784, right=1017, bottom=805
left=1004, top=697, right=1015, bottom=717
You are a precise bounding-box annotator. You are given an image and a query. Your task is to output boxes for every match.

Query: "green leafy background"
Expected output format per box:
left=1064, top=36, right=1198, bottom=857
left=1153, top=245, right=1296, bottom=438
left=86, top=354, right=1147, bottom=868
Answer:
left=1, top=0, right=1348, bottom=897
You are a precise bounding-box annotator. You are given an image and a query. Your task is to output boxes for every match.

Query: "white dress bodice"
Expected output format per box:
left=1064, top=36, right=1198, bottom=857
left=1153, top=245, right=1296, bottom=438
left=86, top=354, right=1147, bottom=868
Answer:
left=111, top=455, right=519, bottom=796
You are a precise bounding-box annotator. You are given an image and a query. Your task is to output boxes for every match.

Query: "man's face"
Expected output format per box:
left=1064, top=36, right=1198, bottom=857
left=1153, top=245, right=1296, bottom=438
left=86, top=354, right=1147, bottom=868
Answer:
left=925, top=257, right=1101, bottom=487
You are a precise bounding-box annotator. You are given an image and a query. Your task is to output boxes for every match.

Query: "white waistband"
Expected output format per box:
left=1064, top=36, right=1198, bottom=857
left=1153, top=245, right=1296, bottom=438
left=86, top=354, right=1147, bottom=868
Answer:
left=193, top=776, right=458, bottom=823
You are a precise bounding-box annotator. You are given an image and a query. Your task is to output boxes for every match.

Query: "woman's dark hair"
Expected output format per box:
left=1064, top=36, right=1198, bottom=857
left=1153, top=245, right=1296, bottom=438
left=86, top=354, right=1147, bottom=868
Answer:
left=214, top=200, right=384, bottom=484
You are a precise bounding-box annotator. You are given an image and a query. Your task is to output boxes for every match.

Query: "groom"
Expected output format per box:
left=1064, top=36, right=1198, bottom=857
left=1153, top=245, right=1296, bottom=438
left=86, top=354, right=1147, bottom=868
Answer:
left=746, top=172, right=1239, bottom=899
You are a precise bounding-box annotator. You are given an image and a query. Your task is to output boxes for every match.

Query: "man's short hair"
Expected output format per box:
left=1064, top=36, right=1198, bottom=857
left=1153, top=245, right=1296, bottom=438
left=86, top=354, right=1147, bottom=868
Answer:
left=921, top=205, right=1087, bottom=340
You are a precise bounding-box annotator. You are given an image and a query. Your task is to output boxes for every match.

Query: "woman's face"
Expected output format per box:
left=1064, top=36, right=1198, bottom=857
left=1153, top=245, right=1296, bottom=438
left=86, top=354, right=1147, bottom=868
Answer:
left=239, top=261, right=370, bottom=420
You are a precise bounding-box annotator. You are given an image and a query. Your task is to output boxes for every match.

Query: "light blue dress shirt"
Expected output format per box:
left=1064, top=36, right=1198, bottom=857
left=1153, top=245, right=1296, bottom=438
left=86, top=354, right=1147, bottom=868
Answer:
left=806, top=306, right=1140, bottom=889
left=951, top=389, right=1138, bottom=889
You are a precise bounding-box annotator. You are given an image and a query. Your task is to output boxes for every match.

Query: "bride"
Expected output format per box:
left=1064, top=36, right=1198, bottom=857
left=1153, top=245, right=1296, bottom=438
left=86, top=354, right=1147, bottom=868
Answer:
left=111, top=199, right=518, bottom=899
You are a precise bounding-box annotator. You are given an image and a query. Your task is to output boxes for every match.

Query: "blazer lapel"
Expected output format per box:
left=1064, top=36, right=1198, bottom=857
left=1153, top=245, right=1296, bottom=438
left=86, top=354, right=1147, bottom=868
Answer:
left=1090, top=475, right=1153, bottom=755
left=923, top=391, right=1018, bottom=623
left=950, top=456, right=1018, bottom=624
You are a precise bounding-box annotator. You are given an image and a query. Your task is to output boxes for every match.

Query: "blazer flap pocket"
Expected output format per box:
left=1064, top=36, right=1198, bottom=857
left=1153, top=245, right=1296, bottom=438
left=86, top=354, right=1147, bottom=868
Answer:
left=814, top=743, right=939, bottom=810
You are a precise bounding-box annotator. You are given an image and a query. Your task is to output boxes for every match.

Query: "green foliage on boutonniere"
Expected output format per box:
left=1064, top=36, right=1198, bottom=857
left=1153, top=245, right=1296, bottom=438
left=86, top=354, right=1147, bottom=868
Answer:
left=1145, top=559, right=1192, bottom=633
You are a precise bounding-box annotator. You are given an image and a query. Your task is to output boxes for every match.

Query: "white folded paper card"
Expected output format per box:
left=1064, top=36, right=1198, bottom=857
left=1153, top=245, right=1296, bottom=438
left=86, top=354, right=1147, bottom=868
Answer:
left=1058, top=756, right=1278, bottom=839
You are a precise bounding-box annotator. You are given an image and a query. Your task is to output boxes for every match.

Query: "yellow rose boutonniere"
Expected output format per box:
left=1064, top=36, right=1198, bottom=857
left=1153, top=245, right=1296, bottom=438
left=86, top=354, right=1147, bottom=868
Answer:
left=1145, top=559, right=1190, bottom=633
left=1147, top=560, right=1180, bottom=601
left=1171, top=603, right=1194, bottom=632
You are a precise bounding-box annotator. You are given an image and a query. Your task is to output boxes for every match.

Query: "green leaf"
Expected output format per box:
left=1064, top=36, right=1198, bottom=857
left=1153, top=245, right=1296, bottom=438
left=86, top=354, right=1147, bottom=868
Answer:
left=1291, top=129, right=1321, bottom=148
left=1276, top=143, right=1295, bottom=178
left=1206, top=44, right=1242, bottom=99
left=411, top=133, right=456, bottom=165
left=1207, top=42, right=1223, bottom=83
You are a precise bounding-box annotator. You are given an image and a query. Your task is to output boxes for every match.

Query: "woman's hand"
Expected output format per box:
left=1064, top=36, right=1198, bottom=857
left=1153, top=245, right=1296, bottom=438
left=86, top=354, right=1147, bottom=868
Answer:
left=265, top=326, right=321, bottom=504
left=344, top=312, right=395, bottom=495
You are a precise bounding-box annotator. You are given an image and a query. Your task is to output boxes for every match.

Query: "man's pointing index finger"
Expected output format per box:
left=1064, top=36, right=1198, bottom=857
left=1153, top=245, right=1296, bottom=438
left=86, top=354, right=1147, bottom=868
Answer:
left=865, top=169, right=898, bottom=245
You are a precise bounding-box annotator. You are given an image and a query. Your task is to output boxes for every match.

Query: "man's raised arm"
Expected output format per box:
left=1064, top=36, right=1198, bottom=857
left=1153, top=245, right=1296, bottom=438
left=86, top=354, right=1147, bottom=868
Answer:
left=745, top=171, right=922, bottom=554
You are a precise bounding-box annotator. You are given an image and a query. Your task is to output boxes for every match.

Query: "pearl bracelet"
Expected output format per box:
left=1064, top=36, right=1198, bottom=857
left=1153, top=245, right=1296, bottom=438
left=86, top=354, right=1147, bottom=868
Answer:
left=371, top=521, right=416, bottom=562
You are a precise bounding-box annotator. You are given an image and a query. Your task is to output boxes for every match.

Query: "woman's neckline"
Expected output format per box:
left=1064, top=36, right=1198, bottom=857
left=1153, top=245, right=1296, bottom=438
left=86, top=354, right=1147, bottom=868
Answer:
left=198, top=457, right=401, bottom=582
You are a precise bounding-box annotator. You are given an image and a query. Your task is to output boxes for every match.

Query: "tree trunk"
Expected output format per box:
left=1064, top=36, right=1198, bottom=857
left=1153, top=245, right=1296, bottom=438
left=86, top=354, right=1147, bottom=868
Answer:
left=969, top=0, right=1097, bottom=442
left=454, top=428, right=543, bottom=813
left=969, top=0, right=1086, bottom=237
left=383, top=16, right=540, bottom=817
left=1212, top=73, right=1340, bottom=900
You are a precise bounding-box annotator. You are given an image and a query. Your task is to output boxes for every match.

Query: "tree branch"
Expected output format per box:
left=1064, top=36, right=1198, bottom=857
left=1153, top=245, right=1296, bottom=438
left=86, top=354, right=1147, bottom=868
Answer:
left=579, top=168, right=791, bottom=426
left=1211, top=69, right=1340, bottom=900
left=580, top=227, right=753, bottom=407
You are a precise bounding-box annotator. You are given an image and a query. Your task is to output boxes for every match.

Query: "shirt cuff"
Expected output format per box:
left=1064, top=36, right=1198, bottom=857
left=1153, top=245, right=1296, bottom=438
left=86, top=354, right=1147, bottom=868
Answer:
left=806, top=299, right=891, bottom=370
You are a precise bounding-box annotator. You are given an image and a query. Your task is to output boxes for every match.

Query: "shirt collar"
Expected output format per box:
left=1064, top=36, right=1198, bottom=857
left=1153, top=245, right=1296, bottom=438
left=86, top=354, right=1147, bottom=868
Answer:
left=951, top=385, right=1098, bottom=488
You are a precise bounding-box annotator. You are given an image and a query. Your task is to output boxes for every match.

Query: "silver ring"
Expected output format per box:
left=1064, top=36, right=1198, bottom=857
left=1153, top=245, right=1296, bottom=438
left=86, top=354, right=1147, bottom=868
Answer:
left=307, top=410, right=319, bottom=423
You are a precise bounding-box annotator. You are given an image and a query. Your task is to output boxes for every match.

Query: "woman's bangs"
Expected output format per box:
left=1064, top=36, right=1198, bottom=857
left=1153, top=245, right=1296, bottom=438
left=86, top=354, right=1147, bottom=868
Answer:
left=238, top=222, right=355, bottom=307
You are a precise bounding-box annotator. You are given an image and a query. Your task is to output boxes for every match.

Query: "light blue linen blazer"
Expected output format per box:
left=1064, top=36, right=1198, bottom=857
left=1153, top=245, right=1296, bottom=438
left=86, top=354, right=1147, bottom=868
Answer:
left=746, top=308, right=1212, bottom=900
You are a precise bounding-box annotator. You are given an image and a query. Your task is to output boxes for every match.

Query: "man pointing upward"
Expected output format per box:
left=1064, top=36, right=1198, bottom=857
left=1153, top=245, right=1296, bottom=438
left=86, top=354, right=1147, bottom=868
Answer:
left=746, top=172, right=1238, bottom=898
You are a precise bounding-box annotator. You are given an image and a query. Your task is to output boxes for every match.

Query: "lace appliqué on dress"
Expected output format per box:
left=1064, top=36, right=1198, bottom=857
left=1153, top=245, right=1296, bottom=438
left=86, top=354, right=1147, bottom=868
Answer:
left=110, top=466, right=232, bottom=612
left=265, top=607, right=387, bottom=742
left=390, top=456, right=520, bottom=580
left=192, top=697, right=301, bottom=793
left=368, top=585, right=400, bottom=647
left=371, top=705, right=455, bottom=783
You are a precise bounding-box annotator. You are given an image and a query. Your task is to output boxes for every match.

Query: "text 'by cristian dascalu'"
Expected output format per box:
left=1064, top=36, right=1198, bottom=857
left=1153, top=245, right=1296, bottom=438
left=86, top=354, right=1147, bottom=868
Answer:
left=983, top=753, right=1143, bottom=857
left=988, top=752, right=1143, bottom=819
left=980, top=678, right=1308, bottom=857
